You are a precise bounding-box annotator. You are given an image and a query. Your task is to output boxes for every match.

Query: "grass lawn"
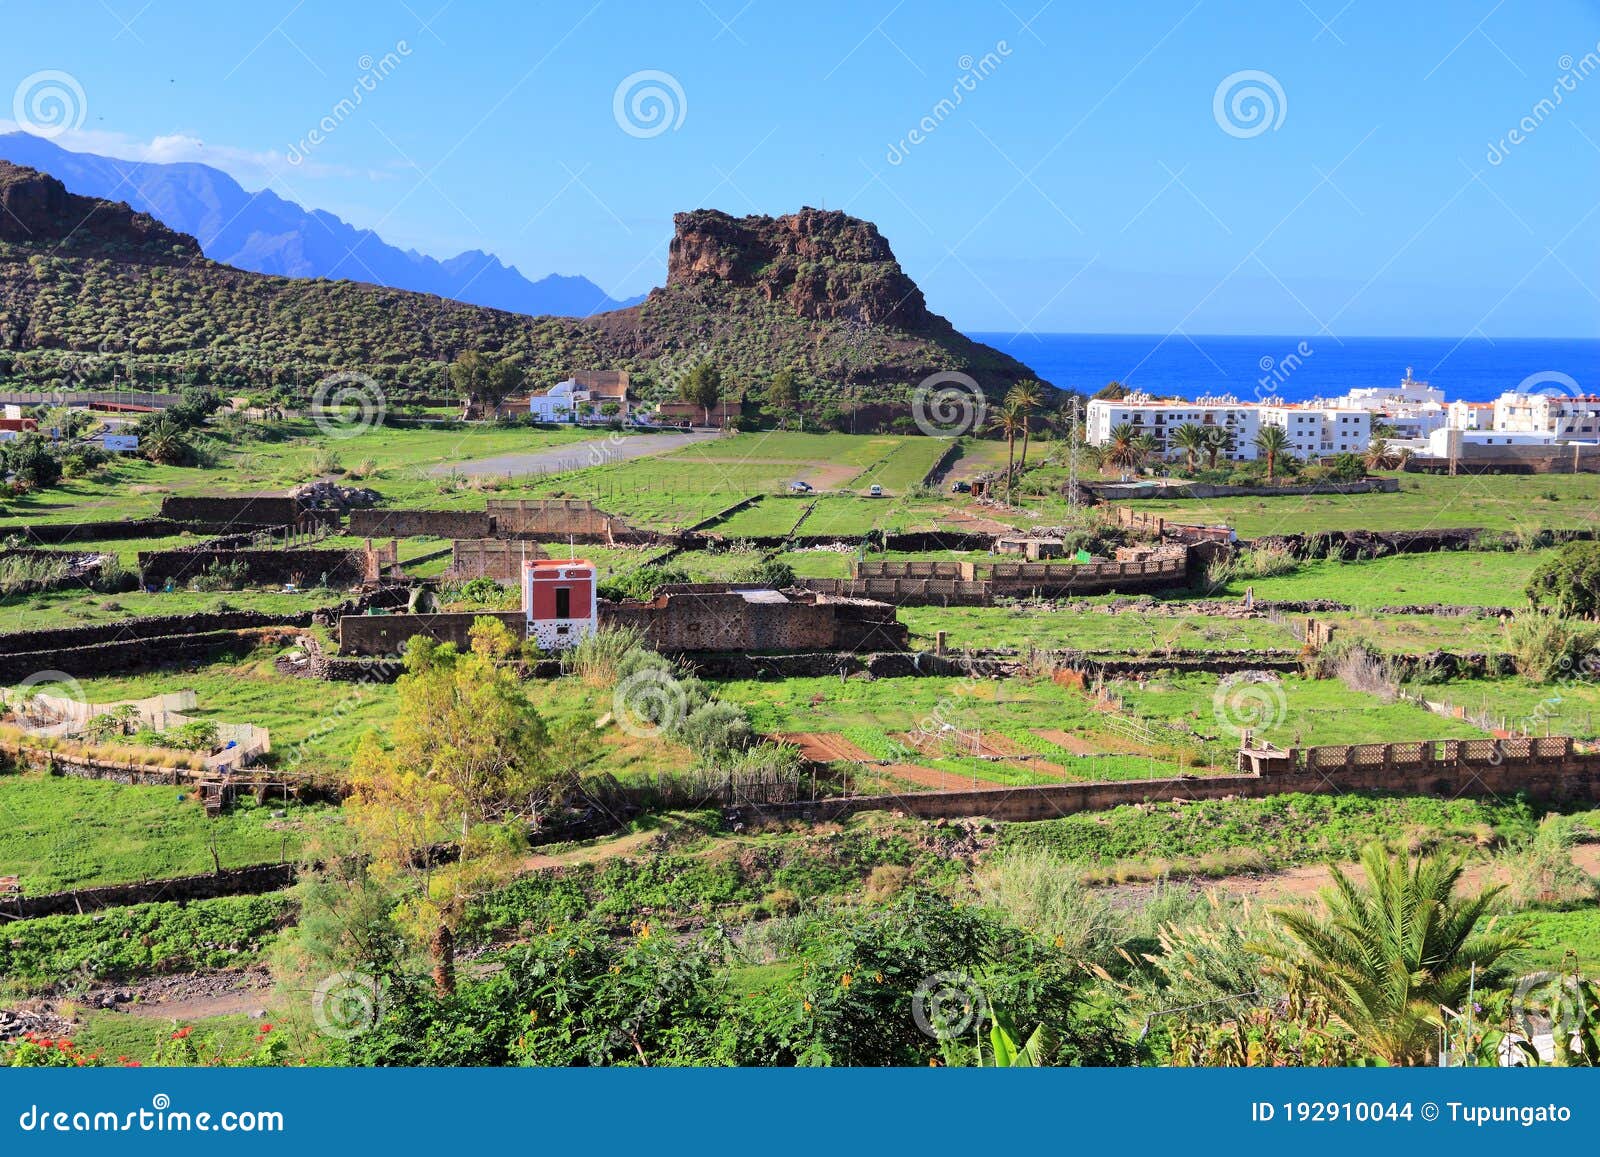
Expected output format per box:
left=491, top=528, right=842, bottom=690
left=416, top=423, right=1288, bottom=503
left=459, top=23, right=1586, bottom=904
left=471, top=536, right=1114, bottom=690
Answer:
left=1121, top=473, right=1600, bottom=537
left=0, top=773, right=334, bottom=891
left=1324, top=612, right=1512, bottom=654
left=0, top=588, right=350, bottom=636
left=29, top=649, right=400, bottom=777
left=1401, top=676, right=1600, bottom=738
left=0, top=422, right=596, bottom=526
left=1519, top=905, right=1600, bottom=973
left=1109, top=671, right=1490, bottom=751
left=1212, top=549, right=1547, bottom=608
left=999, top=791, right=1540, bottom=875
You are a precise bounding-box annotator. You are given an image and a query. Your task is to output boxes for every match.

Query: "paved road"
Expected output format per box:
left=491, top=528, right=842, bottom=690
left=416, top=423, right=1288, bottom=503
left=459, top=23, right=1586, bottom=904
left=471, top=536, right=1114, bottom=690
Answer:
left=431, top=429, right=724, bottom=478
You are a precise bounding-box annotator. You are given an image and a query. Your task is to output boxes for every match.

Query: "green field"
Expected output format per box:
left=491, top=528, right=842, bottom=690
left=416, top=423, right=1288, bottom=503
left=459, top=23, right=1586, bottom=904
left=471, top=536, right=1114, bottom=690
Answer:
left=0, top=774, right=333, bottom=891
left=1403, top=676, right=1600, bottom=738
left=0, top=588, right=349, bottom=635
left=0, top=421, right=596, bottom=526
left=1122, top=473, right=1600, bottom=536
left=1212, top=549, right=1546, bottom=608
left=1109, top=671, right=1490, bottom=751
left=28, top=650, right=400, bottom=776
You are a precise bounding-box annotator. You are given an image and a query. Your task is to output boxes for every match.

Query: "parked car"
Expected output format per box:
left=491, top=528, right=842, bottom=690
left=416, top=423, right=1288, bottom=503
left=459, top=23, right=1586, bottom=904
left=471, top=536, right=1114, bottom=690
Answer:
left=868, top=484, right=883, bottom=497
left=950, top=480, right=971, bottom=493
left=788, top=480, right=813, bottom=493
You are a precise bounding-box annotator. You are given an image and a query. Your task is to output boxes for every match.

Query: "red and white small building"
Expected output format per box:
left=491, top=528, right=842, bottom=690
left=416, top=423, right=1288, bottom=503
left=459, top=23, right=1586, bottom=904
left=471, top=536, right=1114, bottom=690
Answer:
left=520, top=559, right=598, bottom=651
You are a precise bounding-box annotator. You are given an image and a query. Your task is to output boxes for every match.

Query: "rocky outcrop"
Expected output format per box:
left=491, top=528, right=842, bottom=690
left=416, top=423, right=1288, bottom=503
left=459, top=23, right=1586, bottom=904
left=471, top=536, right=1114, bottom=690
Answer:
left=666, top=208, right=934, bottom=328
left=0, top=162, right=200, bottom=256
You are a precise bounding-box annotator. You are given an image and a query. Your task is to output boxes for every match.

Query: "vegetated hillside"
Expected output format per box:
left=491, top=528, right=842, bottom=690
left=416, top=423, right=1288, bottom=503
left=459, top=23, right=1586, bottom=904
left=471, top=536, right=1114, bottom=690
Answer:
left=0, top=163, right=1043, bottom=404
left=0, top=131, right=640, bottom=317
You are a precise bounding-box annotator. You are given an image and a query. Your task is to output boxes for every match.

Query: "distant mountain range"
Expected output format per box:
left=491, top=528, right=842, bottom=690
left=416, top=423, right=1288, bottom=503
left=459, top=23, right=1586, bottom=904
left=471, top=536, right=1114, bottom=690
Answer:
left=0, top=132, right=643, bottom=317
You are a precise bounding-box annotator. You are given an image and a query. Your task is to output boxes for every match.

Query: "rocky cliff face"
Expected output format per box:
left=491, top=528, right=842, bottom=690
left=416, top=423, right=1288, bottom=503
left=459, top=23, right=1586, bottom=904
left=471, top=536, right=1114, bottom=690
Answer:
left=0, top=162, right=199, bottom=257
left=666, top=208, right=934, bottom=329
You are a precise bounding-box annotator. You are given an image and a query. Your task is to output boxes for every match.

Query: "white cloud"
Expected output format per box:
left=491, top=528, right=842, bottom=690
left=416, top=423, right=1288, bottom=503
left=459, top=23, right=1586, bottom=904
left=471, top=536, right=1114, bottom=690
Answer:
left=0, top=121, right=365, bottom=187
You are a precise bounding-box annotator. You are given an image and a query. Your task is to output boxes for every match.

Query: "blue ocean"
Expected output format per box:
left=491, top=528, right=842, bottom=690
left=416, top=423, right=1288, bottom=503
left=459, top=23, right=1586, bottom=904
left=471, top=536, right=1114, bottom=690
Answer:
left=967, top=333, right=1600, bottom=404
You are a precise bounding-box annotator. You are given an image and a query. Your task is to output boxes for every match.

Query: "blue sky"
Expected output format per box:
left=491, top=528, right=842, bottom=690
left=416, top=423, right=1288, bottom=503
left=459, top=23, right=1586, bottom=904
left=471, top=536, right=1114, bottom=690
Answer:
left=2, top=0, right=1599, bottom=337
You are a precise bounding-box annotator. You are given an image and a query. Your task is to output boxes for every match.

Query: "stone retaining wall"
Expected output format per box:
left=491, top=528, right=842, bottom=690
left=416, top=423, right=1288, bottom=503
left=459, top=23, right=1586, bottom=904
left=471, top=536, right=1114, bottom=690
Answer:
left=158, top=496, right=303, bottom=525
left=11, top=863, right=296, bottom=920
left=137, top=547, right=380, bottom=588
left=765, top=737, right=1600, bottom=824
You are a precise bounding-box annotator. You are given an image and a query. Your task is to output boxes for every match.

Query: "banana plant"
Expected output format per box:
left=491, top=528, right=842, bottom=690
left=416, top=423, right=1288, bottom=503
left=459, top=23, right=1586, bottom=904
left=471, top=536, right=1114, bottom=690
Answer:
left=984, top=1009, right=1059, bottom=1067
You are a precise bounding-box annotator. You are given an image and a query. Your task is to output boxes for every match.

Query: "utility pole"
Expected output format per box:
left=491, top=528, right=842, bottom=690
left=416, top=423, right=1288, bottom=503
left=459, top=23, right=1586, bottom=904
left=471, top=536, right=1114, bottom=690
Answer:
left=1068, top=397, right=1082, bottom=518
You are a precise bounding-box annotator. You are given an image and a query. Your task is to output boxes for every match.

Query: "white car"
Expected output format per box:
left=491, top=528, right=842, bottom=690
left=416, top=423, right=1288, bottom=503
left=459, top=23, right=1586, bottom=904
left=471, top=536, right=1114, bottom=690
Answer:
left=868, top=484, right=883, bottom=497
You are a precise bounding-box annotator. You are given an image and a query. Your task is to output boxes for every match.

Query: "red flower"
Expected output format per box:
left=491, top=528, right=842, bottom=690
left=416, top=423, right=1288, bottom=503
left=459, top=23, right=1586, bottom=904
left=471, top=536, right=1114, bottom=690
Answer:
left=257, top=1023, right=273, bottom=1034
left=171, top=1027, right=193, bottom=1040
left=35, top=1039, right=52, bottom=1048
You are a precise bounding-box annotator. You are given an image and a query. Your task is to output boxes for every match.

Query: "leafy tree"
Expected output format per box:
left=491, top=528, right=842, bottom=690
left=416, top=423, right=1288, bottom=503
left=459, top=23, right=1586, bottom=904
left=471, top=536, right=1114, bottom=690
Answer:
left=1094, top=380, right=1129, bottom=400
left=346, top=621, right=553, bottom=994
left=1255, top=844, right=1525, bottom=1066
left=766, top=368, right=799, bottom=420
left=484, top=357, right=525, bottom=412
left=448, top=350, right=492, bottom=412
left=680, top=362, right=723, bottom=425
left=1526, top=540, right=1600, bottom=618
left=1253, top=424, right=1292, bottom=483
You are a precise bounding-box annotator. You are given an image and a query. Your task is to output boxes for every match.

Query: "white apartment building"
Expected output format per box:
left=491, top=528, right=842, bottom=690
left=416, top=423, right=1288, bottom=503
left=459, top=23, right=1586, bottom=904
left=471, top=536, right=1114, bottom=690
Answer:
left=1321, top=368, right=1446, bottom=411
left=1259, top=405, right=1372, bottom=457
left=1086, top=394, right=1260, bottom=462
left=1491, top=392, right=1600, bottom=441
left=1086, top=394, right=1367, bottom=462
left=1447, top=400, right=1491, bottom=430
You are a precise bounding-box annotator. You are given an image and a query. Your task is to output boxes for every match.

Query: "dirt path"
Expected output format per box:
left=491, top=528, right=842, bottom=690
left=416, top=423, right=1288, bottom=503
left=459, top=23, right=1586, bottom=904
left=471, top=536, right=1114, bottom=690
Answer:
left=779, top=732, right=876, bottom=762
left=431, top=430, right=723, bottom=478
left=520, top=827, right=661, bottom=871
left=90, top=968, right=275, bottom=1022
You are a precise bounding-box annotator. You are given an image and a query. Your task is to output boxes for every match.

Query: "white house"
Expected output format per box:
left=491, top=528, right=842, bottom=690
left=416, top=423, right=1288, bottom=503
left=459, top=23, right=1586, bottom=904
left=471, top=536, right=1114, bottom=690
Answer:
left=528, top=379, right=588, bottom=422
left=1427, top=428, right=1558, bottom=457
left=1259, top=404, right=1371, bottom=457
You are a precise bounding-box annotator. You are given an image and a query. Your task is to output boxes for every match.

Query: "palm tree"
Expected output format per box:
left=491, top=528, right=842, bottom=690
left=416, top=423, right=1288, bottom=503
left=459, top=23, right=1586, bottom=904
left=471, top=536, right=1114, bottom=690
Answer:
left=1256, top=844, right=1525, bottom=1066
left=1201, top=424, right=1231, bottom=470
left=988, top=401, right=1026, bottom=504
left=1104, top=421, right=1147, bottom=477
left=1253, top=425, right=1292, bottom=483
left=1170, top=423, right=1209, bottom=473
left=1363, top=437, right=1400, bottom=472
left=1005, top=380, right=1044, bottom=469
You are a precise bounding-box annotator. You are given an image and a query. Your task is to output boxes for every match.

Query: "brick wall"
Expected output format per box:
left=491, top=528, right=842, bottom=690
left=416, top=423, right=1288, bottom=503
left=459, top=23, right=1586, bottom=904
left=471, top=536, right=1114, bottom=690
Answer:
left=338, top=611, right=526, bottom=656
left=769, top=738, right=1600, bottom=824
left=349, top=508, right=493, bottom=538
left=159, top=495, right=302, bottom=525
left=337, top=592, right=907, bottom=656
left=449, top=539, right=547, bottom=581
